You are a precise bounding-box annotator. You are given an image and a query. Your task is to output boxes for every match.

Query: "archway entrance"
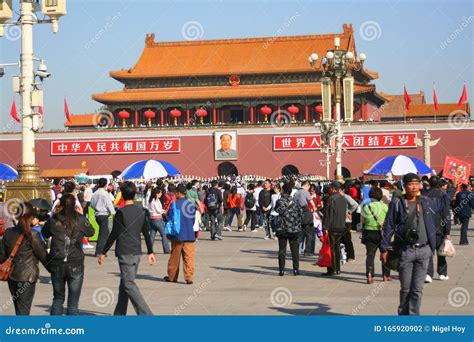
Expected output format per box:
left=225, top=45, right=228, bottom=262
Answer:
left=218, top=162, right=239, bottom=176
left=281, top=164, right=300, bottom=176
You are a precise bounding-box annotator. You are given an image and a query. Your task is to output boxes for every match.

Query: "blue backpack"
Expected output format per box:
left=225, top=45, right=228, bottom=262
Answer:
left=164, top=201, right=181, bottom=236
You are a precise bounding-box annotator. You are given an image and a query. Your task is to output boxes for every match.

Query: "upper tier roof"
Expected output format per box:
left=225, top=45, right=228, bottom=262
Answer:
left=109, top=23, right=377, bottom=80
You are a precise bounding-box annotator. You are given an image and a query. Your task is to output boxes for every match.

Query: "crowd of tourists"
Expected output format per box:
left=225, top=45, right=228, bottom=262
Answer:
left=0, top=173, right=472, bottom=316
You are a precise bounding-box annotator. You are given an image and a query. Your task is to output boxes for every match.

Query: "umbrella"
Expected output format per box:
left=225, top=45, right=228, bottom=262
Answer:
left=0, top=163, right=18, bottom=181
left=364, top=155, right=433, bottom=176
left=120, top=159, right=180, bottom=180
left=28, top=198, right=52, bottom=211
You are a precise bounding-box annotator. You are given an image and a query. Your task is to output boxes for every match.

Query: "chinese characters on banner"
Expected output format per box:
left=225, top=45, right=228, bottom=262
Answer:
left=51, top=138, right=180, bottom=155
left=273, top=133, right=417, bottom=151
left=443, top=156, right=471, bottom=185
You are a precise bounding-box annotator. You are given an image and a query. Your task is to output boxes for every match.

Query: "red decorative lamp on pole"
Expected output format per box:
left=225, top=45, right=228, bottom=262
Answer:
left=195, top=108, right=208, bottom=124
left=260, top=105, right=272, bottom=123
left=144, top=109, right=156, bottom=127
left=287, top=104, right=299, bottom=122
left=118, top=110, right=130, bottom=127
left=170, top=108, right=182, bottom=126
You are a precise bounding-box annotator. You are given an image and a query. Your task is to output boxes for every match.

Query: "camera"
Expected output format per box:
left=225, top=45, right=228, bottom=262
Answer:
left=36, top=63, right=51, bottom=79
left=405, top=227, right=419, bottom=244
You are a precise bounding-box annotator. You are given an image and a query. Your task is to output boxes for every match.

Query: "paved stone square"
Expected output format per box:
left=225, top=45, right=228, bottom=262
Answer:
left=1, top=220, right=472, bottom=316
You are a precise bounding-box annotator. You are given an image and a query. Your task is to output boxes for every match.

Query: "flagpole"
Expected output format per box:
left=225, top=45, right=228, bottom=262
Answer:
left=433, top=82, right=436, bottom=123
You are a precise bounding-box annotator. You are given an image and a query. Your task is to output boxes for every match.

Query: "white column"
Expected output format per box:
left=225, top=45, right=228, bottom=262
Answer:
left=20, top=0, right=35, bottom=165
left=335, top=101, right=342, bottom=181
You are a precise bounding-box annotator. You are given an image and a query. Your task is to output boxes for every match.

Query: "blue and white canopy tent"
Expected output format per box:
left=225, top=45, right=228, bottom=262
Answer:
left=120, top=159, right=180, bottom=180
left=364, top=155, right=434, bottom=176
left=0, top=163, right=18, bottom=181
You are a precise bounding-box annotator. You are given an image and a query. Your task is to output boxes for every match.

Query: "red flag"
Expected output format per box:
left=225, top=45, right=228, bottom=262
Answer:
left=64, top=98, right=71, bottom=123
left=38, top=106, right=43, bottom=115
left=457, top=84, right=468, bottom=108
left=403, top=85, right=411, bottom=111
left=433, top=85, right=439, bottom=113
left=10, top=99, right=20, bottom=123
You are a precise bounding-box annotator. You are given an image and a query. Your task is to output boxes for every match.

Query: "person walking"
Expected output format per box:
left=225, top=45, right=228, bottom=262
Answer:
left=43, top=194, right=94, bottom=315
left=274, top=183, right=303, bottom=276
left=340, top=186, right=358, bottom=262
left=321, top=181, right=347, bottom=276
left=98, top=181, right=156, bottom=316
left=269, top=184, right=282, bottom=239
left=454, top=183, right=474, bottom=245
left=226, top=186, right=242, bottom=231
left=361, top=187, right=391, bottom=283
left=0, top=203, right=46, bottom=315
left=147, top=187, right=170, bottom=254
left=243, top=183, right=258, bottom=232
left=293, top=181, right=316, bottom=254
left=206, top=180, right=224, bottom=240
left=381, top=173, right=455, bottom=315
left=164, top=184, right=197, bottom=284
left=90, top=178, right=115, bottom=257
left=259, top=179, right=273, bottom=239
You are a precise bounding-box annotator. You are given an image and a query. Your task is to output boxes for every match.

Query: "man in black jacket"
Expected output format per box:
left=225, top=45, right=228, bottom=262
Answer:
left=206, top=180, right=224, bottom=240
left=454, top=183, right=474, bottom=245
left=258, top=179, right=273, bottom=239
left=322, top=181, right=347, bottom=276
left=98, top=182, right=155, bottom=315
left=424, top=177, right=451, bottom=282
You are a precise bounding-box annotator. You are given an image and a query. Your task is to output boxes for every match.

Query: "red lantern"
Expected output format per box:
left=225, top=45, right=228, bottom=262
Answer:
left=315, top=105, right=323, bottom=114
left=195, top=108, right=208, bottom=124
left=118, top=110, right=130, bottom=127
left=144, top=109, right=156, bottom=126
left=287, top=104, right=299, bottom=121
left=260, top=105, right=272, bottom=123
left=170, top=108, right=182, bottom=125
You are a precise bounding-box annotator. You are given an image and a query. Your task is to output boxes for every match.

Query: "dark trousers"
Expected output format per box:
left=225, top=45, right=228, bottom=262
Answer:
left=95, top=215, right=110, bottom=256
left=328, top=231, right=343, bottom=274
left=341, top=223, right=355, bottom=260
left=460, top=217, right=469, bottom=244
left=256, top=206, right=264, bottom=227
left=299, top=223, right=315, bottom=255
left=262, top=210, right=272, bottom=237
left=244, top=209, right=257, bottom=230
left=208, top=209, right=223, bottom=239
left=351, top=211, right=361, bottom=231
left=227, top=207, right=242, bottom=228
left=278, top=234, right=300, bottom=272
left=50, top=263, right=84, bottom=315
left=114, top=255, right=153, bottom=316
left=427, top=234, right=447, bottom=277
left=363, top=230, right=391, bottom=277
left=7, top=280, right=36, bottom=315
left=398, top=245, right=431, bottom=315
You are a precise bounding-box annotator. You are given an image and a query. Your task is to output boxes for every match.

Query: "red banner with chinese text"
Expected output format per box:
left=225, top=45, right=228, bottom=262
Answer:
left=273, top=133, right=417, bottom=151
left=443, top=156, right=471, bottom=185
left=51, top=138, right=180, bottom=156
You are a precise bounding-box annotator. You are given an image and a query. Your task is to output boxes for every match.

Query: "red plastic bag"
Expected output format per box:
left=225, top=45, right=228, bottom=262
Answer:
left=318, top=232, right=332, bottom=267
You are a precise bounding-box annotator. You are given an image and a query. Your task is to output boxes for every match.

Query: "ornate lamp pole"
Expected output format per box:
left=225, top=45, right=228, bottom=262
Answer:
left=309, top=37, right=366, bottom=182
left=1, top=0, right=66, bottom=203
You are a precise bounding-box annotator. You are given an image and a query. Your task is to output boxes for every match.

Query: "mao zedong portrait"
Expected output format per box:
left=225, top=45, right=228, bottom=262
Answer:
left=216, top=133, right=237, bottom=159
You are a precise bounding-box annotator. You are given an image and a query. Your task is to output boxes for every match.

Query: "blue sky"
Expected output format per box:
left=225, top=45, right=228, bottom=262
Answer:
left=0, top=0, right=472, bottom=131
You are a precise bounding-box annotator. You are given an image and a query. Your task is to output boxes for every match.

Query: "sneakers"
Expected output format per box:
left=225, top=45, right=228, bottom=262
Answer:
left=242, top=225, right=247, bottom=231
left=264, top=236, right=271, bottom=240
left=251, top=229, right=258, bottom=233
left=238, top=228, right=243, bottom=232
left=224, top=226, right=232, bottom=231
left=425, top=275, right=433, bottom=283
left=215, top=235, right=223, bottom=240
left=83, top=243, right=94, bottom=250
left=439, top=275, right=449, bottom=281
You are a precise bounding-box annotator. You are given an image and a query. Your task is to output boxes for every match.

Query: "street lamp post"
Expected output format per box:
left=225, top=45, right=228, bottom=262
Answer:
left=309, top=37, right=366, bottom=182
left=1, top=0, right=66, bottom=203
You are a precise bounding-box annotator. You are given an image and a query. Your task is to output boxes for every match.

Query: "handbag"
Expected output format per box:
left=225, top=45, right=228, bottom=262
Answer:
left=317, top=232, right=332, bottom=268
left=438, top=238, right=455, bottom=257
left=164, top=201, right=181, bottom=236
left=385, top=248, right=400, bottom=272
left=0, top=234, right=25, bottom=281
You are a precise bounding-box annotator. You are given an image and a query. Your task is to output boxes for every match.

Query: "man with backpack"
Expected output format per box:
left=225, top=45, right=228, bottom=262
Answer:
left=243, top=184, right=258, bottom=232
left=206, top=180, right=223, bottom=240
